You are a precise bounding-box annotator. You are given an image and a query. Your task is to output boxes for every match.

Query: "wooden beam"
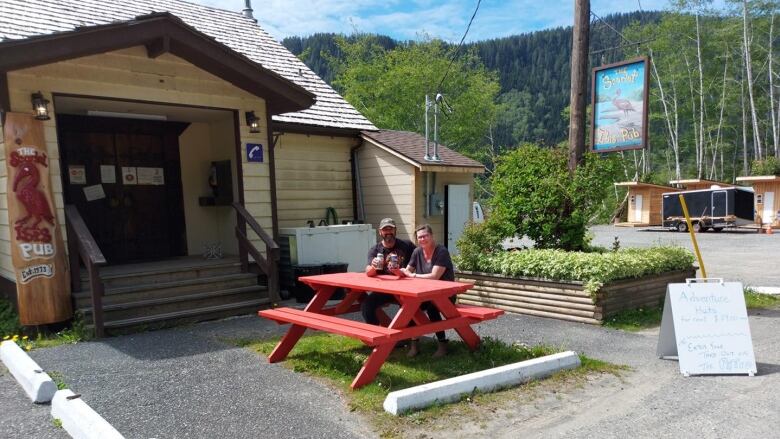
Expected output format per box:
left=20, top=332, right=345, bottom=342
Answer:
left=0, top=71, right=9, bottom=126
left=145, top=35, right=170, bottom=59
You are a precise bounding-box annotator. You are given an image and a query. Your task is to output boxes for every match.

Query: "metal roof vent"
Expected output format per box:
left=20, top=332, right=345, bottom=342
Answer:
left=242, top=0, right=256, bottom=22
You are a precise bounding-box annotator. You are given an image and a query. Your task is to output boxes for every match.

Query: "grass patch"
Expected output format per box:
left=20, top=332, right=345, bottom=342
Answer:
left=603, top=305, right=663, bottom=332
left=1, top=302, right=92, bottom=350
left=604, top=288, right=780, bottom=332
left=230, top=333, right=624, bottom=436
left=47, top=371, right=68, bottom=390
left=52, top=418, right=63, bottom=429
left=744, top=288, right=780, bottom=309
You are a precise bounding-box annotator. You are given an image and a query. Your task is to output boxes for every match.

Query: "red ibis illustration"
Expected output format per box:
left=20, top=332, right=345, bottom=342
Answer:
left=13, top=162, right=54, bottom=228
left=612, top=89, right=636, bottom=118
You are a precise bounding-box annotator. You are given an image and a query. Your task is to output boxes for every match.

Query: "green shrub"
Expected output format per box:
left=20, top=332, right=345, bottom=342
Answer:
left=456, top=246, right=694, bottom=296
left=0, top=298, right=22, bottom=337
left=455, top=220, right=508, bottom=268
left=489, top=145, right=621, bottom=251
left=751, top=157, right=780, bottom=176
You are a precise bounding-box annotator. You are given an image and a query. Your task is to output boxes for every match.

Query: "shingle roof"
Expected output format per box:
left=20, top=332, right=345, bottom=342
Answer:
left=0, top=0, right=377, bottom=131
left=361, top=130, right=485, bottom=170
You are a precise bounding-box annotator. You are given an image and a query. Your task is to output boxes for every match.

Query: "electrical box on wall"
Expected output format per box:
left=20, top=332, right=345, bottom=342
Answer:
left=429, top=193, right=444, bottom=216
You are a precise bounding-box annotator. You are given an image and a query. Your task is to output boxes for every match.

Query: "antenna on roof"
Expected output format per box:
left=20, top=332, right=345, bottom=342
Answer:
left=242, top=0, right=257, bottom=22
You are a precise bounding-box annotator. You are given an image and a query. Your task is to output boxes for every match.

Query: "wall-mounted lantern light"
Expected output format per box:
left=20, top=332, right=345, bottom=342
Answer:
left=245, top=111, right=260, bottom=133
left=31, top=92, right=51, bottom=121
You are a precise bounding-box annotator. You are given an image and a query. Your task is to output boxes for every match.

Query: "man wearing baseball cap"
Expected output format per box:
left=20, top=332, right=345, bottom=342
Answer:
left=362, top=217, right=415, bottom=326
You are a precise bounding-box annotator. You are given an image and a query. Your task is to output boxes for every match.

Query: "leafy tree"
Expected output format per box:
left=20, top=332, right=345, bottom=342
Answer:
left=489, top=145, right=621, bottom=250
left=332, top=35, right=501, bottom=161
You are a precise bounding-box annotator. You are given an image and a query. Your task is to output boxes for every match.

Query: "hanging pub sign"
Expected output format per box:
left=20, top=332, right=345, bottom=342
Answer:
left=3, top=113, right=71, bottom=325
left=591, top=56, right=649, bottom=153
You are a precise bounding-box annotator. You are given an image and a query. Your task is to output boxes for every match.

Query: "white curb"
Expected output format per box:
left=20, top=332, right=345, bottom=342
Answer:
left=0, top=340, right=57, bottom=403
left=51, top=389, right=124, bottom=439
left=383, top=350, right=581, bottom=415
left=751, top=286, right=780, bottom=295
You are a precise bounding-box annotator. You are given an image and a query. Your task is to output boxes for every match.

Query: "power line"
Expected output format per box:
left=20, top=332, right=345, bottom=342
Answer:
left=436, top=0, right=482, bottom=94
left=590, top=10, right=633, bottom=46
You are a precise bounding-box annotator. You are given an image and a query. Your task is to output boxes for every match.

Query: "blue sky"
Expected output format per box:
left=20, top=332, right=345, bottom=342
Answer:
left=191, top=0, right=678, bottom=42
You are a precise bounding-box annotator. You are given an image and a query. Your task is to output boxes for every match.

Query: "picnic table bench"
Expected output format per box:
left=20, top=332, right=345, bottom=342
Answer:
left=258, top=272, right=503, bottom=389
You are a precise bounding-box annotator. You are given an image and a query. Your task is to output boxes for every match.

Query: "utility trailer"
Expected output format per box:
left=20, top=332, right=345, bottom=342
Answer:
left=662, top=186, right=754, bottom=232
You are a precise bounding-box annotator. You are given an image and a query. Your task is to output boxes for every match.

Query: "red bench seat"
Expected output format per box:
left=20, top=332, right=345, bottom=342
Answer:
left=259, top=307, right=401, bottom=345
left=455, top=304, right=504, bottom=320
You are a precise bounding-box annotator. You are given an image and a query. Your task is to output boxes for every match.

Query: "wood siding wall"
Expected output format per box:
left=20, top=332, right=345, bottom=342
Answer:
left=753, top=181, right=780, bottom=224
left=627, top=187, right=667, bottom=225
left=275, top=133, right=356, bottom=228
left=357, top=144, right=415, bottom=241
left=414, top=169, right=474, bottom=245
left=0, top=46, right=271, bottom=280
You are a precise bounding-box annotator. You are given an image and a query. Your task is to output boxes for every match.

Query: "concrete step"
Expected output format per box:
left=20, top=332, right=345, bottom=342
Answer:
left=79, top=259, right=243, bottom=289
left=73, top=273, right=260, bottom=307
left=91, top=298, right=272, bottom=335
left=79, top=285, right=268, bottom=323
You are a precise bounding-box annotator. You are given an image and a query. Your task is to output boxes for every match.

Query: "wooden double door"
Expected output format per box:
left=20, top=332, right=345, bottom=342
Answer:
left=58, top=115, right=188, bottom=264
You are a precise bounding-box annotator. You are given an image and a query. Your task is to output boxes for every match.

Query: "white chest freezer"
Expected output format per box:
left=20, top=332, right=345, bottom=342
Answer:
left=278, top=224, right=376, bottom=284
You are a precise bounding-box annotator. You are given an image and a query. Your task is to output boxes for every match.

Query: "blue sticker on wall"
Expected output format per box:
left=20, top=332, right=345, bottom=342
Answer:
left=246, top=143, right=263, bottom=163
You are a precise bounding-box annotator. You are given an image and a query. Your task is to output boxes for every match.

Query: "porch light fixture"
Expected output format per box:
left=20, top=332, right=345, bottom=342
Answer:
left=31, top=92, right=51, bottom=121
left=245, top=111, right=261, bottom=133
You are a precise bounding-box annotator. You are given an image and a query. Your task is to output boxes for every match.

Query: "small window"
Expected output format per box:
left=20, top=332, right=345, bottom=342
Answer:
left=757, top=194, right=764, bottom=204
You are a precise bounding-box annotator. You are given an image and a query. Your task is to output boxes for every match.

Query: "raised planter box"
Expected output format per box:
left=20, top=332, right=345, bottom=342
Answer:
left=456, top=269, right=696, bottom=324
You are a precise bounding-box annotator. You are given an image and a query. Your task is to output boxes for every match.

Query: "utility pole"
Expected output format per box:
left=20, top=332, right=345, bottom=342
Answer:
left=568, top=0, right=590, bottom=172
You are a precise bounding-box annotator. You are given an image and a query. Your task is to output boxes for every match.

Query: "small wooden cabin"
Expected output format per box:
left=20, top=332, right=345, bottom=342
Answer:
left=614, top=181, right=676, bottom=226
left=669, top=179, right=733, bottom=191
left=735, top=175, right=780, bottom=226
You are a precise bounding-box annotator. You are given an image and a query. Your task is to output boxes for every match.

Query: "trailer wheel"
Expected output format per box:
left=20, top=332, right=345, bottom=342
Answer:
left=676, top=222, right=688, bottom=232
left=692, top=222, right=703, bottom=233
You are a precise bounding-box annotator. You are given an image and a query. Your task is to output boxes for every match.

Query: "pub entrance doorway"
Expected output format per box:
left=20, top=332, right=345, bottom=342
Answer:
left=57, top=114, right=188, bottom=264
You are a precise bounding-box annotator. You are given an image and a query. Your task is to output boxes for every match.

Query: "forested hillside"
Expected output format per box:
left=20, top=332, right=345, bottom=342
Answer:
left=282, top=11, right=661, bottom=147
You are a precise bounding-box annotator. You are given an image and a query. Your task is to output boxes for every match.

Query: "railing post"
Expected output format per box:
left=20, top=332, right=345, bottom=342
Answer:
left=268, top=246, right=280, bottom=304
left=66, top=221, right=81, bottom=293
left=87, top=263, right=104, bottom=338
left=237, top=209, right=248, bottom=273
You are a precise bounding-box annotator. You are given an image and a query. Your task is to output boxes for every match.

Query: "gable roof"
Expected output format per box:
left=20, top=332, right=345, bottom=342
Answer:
left=361, top=130, right=485, bottom=172
left=0, top=0, right=377, bottom=130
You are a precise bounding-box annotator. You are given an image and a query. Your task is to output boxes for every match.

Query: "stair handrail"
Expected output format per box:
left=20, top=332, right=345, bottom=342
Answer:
left=64, top=205, right=107, bottom=338
left=232, top=202, right=280, bottom=303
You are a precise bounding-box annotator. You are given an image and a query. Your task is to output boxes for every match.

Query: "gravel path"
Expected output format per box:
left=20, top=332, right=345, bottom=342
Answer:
left=2, top=304, right=777, bottom=438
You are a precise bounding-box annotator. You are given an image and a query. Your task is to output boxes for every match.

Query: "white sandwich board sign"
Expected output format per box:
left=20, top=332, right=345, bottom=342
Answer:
left=657, top=279, right=757, bottom=377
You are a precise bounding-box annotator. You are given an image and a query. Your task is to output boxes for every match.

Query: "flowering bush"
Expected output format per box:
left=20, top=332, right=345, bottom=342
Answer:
left=2, top=334, right=33, bottom=351
left=454, top=246, right=695, bottom=296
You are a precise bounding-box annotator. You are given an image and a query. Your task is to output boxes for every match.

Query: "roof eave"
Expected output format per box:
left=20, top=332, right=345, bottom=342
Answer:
left=0, top=12, right=315, bottom=115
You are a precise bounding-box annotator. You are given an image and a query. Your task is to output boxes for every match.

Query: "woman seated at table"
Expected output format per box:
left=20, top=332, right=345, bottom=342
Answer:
left=400, top=224, right=455, bottom=358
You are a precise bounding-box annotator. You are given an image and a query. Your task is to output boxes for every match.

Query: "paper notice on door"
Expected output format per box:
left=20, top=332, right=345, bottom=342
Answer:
left=68, top=165, right=86, bottom=185
left=100, top=165, right=116, bottom=184
left=83, top=184, right=106, bottom=202
left=137, top=167, right=164, bottom=185
left=122, top=167, right=137, bottom=185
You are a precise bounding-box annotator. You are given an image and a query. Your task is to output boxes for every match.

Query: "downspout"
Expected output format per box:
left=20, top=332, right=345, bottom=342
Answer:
left=351, top=139, right=365, bottom=223
left=266, top=111, right=279, bottom=240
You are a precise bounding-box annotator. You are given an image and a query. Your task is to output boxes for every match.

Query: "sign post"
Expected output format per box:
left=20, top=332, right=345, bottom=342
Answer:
left=3, top=113, right=71, bottom=325
left=658, top=279, right=757, bottom=377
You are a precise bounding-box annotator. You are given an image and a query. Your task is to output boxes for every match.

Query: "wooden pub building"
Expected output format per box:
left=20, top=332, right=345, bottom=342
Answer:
left=0, top=0, right=484, bottom=334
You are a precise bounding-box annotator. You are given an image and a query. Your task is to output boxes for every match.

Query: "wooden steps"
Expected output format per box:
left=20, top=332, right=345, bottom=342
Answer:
left=76, top=257, right=272, bottom=334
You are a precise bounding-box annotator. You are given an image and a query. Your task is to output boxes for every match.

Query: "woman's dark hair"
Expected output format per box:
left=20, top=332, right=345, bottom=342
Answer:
left=414, top=224, right=433, bottom=236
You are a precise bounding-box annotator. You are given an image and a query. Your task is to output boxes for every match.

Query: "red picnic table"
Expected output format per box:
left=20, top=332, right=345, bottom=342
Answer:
left=258, top=272, right=503, bottom=389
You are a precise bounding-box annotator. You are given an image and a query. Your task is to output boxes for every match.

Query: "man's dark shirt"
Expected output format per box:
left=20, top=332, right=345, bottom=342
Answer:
left=407, top=244, right=455, bottom=281
left=367, top=239, right=415, bottom=275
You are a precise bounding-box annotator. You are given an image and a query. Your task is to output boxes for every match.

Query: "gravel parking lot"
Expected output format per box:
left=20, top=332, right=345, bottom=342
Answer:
left=505, top=225, right=780, bottom=287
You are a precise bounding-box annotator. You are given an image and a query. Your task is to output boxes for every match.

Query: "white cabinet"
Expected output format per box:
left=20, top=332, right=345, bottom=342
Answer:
left=279, top=224, right=376, bottom=273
